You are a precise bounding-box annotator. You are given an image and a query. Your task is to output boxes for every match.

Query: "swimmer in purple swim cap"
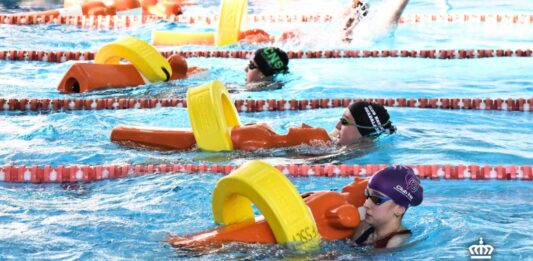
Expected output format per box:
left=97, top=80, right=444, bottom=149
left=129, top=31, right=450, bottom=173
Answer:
left=351, top=165, right=423, bottom=249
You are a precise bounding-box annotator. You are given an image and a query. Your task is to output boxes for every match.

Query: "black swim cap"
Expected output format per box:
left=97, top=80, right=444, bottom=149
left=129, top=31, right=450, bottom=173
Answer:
left=348, top=101, right=395, bottom=137
left=253, top=47, right=289, bottom=77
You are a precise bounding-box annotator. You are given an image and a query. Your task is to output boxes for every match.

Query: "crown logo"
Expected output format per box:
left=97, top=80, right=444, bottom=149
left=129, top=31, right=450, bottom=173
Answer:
left=469, top=237, right=494, bottom=259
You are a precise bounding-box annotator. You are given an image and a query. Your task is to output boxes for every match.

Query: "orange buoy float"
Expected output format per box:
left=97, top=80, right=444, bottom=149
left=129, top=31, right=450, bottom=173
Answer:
left=110, top=80, right=332, bottom=151
left=167, top=161, right=367, bottom=249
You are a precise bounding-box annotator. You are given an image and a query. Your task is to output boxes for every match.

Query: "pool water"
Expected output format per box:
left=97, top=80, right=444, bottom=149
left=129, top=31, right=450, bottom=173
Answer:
left=0, top=0, right=532, bottom=260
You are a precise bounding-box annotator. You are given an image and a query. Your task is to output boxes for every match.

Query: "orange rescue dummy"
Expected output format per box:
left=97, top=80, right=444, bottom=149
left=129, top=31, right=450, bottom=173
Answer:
left=20, top=0, right=187, bottom=18
left=24, top=0, right=135, bottom=17
left=58, top=54, right=202, bottom=93
left=110, top=123, right=332, bottom=151
left=167, top=178, right=368, bottom=249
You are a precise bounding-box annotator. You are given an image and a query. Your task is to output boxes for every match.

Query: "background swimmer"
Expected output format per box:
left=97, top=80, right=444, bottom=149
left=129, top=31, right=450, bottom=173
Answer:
left=342, top=0, right=409, bottom=42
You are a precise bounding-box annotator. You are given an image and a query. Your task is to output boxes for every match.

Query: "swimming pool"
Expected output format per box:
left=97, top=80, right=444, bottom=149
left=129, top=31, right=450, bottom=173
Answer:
left=1, top=0, right=532, bottom=259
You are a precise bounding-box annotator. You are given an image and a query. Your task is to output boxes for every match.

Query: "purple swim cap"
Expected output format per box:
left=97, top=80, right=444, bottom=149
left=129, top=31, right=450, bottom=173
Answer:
left=368, top=165, right=423, bottom=208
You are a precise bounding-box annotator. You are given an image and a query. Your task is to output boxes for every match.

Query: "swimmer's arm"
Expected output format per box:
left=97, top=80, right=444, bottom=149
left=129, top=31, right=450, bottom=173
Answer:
left=245, top=81, right=282, bottom=91
left=385, top=233, right=410, bottom=248
left=384, top=0, right=409, bottom=26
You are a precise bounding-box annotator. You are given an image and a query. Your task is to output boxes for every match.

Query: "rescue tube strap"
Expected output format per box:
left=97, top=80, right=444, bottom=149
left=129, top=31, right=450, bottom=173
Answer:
left=0, top=164, right=530, bottom=183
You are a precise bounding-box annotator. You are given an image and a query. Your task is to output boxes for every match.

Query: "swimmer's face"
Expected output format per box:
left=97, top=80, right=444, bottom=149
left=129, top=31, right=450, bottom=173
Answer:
left=363, top=188, right=405, bottom=226
left=335, top=108, right=363, bottom=145
left=245, top=59, right=265, bottom=83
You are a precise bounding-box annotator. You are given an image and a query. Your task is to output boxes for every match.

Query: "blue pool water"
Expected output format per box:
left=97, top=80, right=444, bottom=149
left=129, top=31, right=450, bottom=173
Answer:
left=1, top=0, right=532, bottom=260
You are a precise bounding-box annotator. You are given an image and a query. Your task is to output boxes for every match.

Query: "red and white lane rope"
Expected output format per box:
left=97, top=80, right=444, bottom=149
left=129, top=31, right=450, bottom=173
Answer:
left=1, top=49, right=532, bottom=63
left=0, top=49, right=533, bottom=63
left=1, top=13, right=532, bottom=27
left=0, top=97, right=531, bottom=112
left=0, top=164, right=531, bottom=183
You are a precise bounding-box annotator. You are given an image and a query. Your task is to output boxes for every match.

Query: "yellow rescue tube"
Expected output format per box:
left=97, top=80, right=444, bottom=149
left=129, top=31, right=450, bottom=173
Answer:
left=95, top=37, right=171, bottom=83
left=216, top=0, right=247, bottom=46
left=186, top=80, right=241, bottom=152
left=151, top=31, right=215, bottom=46
left=212, top=160, right=320, bottom=250
left=151, top=0, right=247, bottom=46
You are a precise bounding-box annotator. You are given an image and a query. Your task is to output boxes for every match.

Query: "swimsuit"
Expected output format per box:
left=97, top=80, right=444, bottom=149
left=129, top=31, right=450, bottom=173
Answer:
left=355, top=227, right=411, bottom=248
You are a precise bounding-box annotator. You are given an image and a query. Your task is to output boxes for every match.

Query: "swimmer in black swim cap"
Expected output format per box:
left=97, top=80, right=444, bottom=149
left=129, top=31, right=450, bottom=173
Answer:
left=331, top=101, right=396, bottom=145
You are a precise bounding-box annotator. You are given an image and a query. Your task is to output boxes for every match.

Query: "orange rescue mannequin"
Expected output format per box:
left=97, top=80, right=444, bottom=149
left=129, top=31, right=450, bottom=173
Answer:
left=110, top=123, right=332, bottom=151
left=58, top=54, right=204, bottom=93
left=167, top=178, right=368, bottom=249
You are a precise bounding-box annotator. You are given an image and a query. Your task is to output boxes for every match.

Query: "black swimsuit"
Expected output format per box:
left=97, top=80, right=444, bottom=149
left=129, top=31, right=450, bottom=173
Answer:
left=355, top=227, right=412, bottom=248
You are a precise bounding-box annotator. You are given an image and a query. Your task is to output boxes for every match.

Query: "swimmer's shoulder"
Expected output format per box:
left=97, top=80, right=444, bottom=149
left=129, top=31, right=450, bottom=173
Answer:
left=245, top=81, right=283, bottom=91
left=385, top=228, right=412, bottom=248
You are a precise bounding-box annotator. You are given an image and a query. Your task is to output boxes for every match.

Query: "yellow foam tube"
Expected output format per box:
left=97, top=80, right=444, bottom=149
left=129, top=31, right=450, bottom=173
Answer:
left=95, top=37, right=171, bottom=83
left=216, top=0, right=247, bottom=46
left=151, top=0, right=247, bottom=46
left=151, top=31, right=215, bottom=46
left=186, top=80, right=241, bottom=152
left=212, top=160, right=320, bottom=249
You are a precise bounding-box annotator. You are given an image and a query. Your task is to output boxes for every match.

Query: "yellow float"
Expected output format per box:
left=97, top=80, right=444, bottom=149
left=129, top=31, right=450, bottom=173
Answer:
left=211, top=160, right=320, bottom=249
left=94, top=37, right=172, bottom=83
left=152, top=0, right=247, bottom=46
left=186, top=80, right=241, bottom=151
left=151, top=31, right=215, bottom=46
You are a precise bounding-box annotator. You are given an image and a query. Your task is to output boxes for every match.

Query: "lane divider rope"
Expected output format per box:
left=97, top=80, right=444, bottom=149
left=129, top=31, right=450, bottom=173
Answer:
left=0, top=97, right=531, bottom=112
left=0, top=164, right=530, bottom=183
left=1, top=13, right=532, bottom=27
left=1, top=48, right=532, bottom=63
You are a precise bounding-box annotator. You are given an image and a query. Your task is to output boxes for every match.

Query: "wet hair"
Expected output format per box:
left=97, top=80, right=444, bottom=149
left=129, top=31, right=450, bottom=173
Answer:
left=348, top=101, right=396, bottom=137
left=253, top=47, right=289, bottom=77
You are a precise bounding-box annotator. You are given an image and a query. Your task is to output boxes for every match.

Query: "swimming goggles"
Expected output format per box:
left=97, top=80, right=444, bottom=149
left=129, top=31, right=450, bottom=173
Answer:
left=365, top=188, right=391, bottom=206
left=340, top=115, right=391, bottom=130
left=339, top=115, right=396, bottom=136
left=248, top=61, right=258, bottom=70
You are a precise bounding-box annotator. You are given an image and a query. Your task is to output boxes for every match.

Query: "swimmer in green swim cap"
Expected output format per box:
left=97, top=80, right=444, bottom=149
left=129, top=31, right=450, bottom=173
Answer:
left=244, top=47, right=289, bottom=91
